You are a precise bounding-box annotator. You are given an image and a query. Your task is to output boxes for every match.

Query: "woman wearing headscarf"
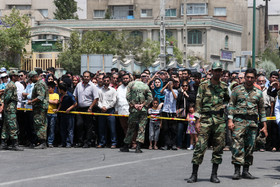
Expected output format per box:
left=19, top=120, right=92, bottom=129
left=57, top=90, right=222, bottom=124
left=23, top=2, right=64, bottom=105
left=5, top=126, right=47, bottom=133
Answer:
left=153, top=78, right=165, bottom=103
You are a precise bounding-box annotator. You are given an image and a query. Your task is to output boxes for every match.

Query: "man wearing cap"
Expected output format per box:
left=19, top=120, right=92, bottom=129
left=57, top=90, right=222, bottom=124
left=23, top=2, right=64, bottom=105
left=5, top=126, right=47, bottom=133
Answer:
left=228, top=68, right=267, bottom=180
left=27, top=71, right=49, bottom=149
left=187, top=62, right=229, bottom=183
left=0, top=70, right=23, bottom=151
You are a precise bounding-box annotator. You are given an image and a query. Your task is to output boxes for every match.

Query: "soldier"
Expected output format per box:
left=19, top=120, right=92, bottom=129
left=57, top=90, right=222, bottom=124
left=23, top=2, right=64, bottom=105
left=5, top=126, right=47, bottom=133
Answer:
left=0, top=70, right=23, bottom=151
left=187, top=62, right=229, bottom=183
left=27, top=70, right=49, bottom=149
left=120, top=72, right=153, bottom=153
left=228, top=68, right=268, bottom=180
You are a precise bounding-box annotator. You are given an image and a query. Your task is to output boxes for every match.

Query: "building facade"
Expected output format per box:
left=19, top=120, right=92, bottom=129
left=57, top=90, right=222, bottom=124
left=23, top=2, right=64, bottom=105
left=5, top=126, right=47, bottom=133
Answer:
left=2, top=0, right=252, bottom=71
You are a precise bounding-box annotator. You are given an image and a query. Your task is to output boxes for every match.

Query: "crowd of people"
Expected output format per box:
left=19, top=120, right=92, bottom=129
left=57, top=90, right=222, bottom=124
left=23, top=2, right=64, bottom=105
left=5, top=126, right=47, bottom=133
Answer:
left=0, top=65, right=279, bottom=154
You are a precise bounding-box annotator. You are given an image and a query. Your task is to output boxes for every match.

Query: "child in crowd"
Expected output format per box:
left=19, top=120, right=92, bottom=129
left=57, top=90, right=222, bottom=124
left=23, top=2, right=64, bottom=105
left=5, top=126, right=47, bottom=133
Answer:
left=186, top=104, right=197, bottom=150
left=47, top=82, right=59, bottom=148
left=148, top=98, right=163, bottom=150
left=54, top=83, right=77, bottom=148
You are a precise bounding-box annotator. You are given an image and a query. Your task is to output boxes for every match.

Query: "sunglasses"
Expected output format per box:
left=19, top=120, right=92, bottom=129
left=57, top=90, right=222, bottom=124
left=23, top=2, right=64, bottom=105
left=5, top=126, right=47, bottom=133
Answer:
left=182, top=85, right=188, bottom=87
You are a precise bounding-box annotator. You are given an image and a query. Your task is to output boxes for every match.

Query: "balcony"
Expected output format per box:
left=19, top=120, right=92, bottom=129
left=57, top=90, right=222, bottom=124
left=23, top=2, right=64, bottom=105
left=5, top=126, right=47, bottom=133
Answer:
left=108, top=0, right=134, bottom=6
left=5, top=0, right=31, bottom=5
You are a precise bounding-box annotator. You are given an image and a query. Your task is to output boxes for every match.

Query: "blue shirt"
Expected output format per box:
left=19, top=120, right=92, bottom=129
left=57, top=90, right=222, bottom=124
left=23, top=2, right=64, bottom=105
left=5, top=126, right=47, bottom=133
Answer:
left=60, top=91, right=76, bottom=111
left=162, top=89, right=178, bottom=113
left=24, top=83, right=34, bottom=109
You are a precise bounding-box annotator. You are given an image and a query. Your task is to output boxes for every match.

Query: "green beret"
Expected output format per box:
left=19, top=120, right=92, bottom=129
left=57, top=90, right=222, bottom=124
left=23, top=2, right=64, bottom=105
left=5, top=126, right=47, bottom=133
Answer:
left=28, top=71, right=38, bottom=78
left=212, top=62, right=223, bottom=70
left=9, top=70, right=19, bottom=76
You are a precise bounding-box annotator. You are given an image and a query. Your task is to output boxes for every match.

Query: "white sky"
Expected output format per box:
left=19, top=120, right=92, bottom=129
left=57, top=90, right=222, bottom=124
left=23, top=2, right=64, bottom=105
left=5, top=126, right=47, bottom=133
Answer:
left=248, top=0, right=280, bottom=14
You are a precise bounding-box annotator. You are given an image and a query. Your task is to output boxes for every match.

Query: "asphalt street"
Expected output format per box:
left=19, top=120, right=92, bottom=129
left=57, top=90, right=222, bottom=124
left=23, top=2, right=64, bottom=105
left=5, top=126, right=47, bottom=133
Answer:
left=0, top=147, right=279, bottom=187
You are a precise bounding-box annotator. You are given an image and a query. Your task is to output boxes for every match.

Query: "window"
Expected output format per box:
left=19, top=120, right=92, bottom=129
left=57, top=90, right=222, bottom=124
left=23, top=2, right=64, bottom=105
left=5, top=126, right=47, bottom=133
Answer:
left=39, top=9, right=48, bottom=18
left=8, top=5, right=31, bottom=10
left=165, top=9, right=176, bottom=17
left=94, top=10, right=105, bottom=18
left=141, top=9, right=152, bottom=17
left=269, top=25, right=278, bottom=32
left=188, top=30, right=202, bottom=44
left=112, top=6, right=133, bottom=19
left=181, top=4, right=207, bottom=15
left=214, top=7, right=226, bottom=16
left=225, top=36, right=229, bottom=49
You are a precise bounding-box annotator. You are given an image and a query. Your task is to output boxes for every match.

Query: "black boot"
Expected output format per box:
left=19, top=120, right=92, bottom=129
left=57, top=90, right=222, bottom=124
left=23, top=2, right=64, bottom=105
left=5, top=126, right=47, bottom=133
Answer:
left=11, top=139, right=24, bottom=151
left=242, top=165, right=255, bottom=179
left=120, top=143, right=129, bottom=152
left=135, top=142, right=143, bottom=153
left=35, top=139, right=47, bottom=149
left=210, top=164, right=220, bottom=183
left=232, top=164, right=241, bottom=180
left=187, top=164, right=199, bottom=183
left=0, top=139, right=8, bottom=150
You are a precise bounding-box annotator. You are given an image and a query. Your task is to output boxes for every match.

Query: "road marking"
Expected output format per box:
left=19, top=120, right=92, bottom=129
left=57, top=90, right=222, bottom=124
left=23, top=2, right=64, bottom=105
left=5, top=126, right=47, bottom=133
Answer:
left=0, top=152, right=191, bottom=186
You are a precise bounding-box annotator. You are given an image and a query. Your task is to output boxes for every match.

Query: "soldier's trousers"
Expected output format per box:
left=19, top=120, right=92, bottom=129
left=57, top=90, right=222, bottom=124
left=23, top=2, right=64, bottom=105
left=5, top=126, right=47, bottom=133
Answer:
left=1, top=111, right=18, bottom=140
left=124, top=111, right=147, bottom=144
left=192, top=118, right=225, bottom=165
left=33, top=108, right=47, bottom=140
left=231, top=119, right=257, bottom=166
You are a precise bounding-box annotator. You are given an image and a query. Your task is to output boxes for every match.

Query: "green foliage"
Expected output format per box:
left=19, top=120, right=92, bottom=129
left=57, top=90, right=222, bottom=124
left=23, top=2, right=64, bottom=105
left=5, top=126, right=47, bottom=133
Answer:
left=80, top=31, right=117, bottom=54
left=105, top=9, right=111, bottom=19
left=0, top=8, right=30, bottom=68
left=247, top=59, right=252, bottom=68
left=54, top=0, right=78, bottom=20
left=259, top=37, right=280, bottom=68
left=166, top=37, right=183, bottom=64
left=57, top=31, right=81, bottom=74
left=138, top=39, right=160, bottom=68
left=258, top=60, right=276, bottom=79
left=57, top=31, right=183, bottom=73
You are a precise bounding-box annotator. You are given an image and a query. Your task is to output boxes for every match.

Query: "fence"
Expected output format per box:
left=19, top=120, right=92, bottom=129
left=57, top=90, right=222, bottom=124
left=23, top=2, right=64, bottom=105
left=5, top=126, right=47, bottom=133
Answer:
left=21, top=52, right=60, bottom=71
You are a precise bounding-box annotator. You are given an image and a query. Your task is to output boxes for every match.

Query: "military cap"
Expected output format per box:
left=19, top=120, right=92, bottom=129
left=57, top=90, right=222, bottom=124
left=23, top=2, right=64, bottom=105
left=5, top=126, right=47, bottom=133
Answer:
left=212, top=62, right=223, bottom=70
left=9, top=70, right=19, bottom=76
left=28, top=71, right=38, bottom=78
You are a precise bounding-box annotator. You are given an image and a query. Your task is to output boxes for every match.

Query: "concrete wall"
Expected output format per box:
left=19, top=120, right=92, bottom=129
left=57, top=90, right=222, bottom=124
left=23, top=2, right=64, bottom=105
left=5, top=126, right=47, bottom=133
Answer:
left=77, top=0, right=87, bottom=19
left=247, top=6, right=266, bottom=56
left=268, top=14, right=280, bottom=48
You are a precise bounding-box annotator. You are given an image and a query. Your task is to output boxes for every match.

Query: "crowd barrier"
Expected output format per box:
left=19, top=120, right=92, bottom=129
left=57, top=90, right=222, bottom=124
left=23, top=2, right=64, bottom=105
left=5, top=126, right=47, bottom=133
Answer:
left=16, top=108, right=276, bottom=121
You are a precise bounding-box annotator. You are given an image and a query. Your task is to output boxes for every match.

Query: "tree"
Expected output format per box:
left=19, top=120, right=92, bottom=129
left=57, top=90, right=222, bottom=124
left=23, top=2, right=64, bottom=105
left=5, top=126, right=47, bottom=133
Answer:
left=259, top=37, right=280, bottom=68
left=0, top=8, right=30, bottom=68
left=258, top=60, right=276, bottom=79
left=54, top=0, right=78, bottom=20
left=138, top=39, right=160, bottom=68
left=57, top=31, right=81, bottom=74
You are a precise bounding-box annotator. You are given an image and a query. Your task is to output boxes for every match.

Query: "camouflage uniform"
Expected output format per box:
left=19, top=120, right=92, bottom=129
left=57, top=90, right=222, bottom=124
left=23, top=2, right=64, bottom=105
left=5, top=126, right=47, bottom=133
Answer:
left=192, top=79, right=229, bottom=165
left=124, top=80, right=153, bottom=144
left=32, top=79, right=49, bottom=140
left=228, top=84, right=266, bottom=166
left=1, top=81, right=18, bottom=140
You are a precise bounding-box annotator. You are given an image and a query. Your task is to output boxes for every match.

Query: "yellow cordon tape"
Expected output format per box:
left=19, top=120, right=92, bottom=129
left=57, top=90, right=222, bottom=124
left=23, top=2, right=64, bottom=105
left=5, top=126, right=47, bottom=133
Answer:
left=16, top=108, right=276, bottom=121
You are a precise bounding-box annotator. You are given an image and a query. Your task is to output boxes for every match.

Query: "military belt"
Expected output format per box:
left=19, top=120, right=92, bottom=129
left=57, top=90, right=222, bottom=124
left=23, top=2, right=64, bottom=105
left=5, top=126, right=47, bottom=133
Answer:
left=234, top=114, right=258, bottom=121
left=201, top=109, right=224, bottom=116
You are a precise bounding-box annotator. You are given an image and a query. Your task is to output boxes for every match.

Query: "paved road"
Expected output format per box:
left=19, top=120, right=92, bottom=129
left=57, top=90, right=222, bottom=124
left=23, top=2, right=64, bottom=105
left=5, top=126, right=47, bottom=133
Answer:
left=0, top=148, right=279, bottom=187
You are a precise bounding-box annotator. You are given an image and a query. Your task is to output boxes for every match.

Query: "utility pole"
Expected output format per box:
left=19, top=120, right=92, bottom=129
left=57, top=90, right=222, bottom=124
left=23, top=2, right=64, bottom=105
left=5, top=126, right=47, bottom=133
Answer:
left=159, top=0, right=166, bottom=69
left=183, top=0, right=188, bottom=68
left=264, top=0, right=270, bottom=44
left=252, top=0, right=256, bottom=68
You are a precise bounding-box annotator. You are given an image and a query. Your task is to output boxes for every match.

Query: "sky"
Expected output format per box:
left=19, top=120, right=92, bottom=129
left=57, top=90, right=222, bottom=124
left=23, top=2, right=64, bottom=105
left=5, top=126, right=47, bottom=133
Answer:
left=248, top=0, right=280, bottom=14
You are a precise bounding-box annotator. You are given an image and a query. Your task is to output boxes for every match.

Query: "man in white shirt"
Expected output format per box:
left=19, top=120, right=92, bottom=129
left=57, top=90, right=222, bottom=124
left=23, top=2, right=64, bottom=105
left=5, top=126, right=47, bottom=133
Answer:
left=96, top=75, right=117, bottom=148
left=15, top=80, right=25, bottom=145
left=73, top=71, right=99, bottom=148
left=115, top=73, right=131, bottom=135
